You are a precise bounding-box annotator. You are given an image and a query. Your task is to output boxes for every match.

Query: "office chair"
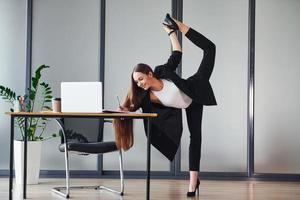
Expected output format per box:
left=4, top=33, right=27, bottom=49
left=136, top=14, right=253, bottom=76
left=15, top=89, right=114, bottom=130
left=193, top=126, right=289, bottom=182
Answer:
left=52, top=119, right=124, bottom=199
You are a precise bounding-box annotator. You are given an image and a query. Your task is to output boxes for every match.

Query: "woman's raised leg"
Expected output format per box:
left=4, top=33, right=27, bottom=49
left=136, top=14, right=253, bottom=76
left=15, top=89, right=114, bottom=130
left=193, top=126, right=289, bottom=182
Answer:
left=173, top=18, right=216, bottom=80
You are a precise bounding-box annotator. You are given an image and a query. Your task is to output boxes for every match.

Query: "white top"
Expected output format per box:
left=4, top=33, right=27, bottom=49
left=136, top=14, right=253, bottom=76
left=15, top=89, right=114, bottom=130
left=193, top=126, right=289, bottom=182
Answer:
left=152, top=79, right=192, bottom=109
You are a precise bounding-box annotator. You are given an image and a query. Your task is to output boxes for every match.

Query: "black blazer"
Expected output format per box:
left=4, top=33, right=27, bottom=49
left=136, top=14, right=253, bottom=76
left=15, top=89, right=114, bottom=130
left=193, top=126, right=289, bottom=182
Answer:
left=154, top=28, right=217, bottom=106
left=140, top=29, right=216, bottom=161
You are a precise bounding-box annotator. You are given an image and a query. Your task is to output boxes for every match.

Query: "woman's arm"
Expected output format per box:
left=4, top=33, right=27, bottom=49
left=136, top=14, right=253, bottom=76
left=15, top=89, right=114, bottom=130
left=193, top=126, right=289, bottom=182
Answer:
left=164, top=26, right=182, bottom=52
left=153, top=26, right=183, bottom=76
left=153, top=26, right=182, bottom=74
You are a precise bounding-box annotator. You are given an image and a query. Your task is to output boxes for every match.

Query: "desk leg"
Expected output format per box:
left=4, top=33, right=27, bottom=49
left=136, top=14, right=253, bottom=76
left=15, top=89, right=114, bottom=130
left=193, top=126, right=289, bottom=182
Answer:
left=23, top=117, right=28, bottom=199
left=146, top=118, right=151, bottom=200
left=9, top=116, right=14, bottom=200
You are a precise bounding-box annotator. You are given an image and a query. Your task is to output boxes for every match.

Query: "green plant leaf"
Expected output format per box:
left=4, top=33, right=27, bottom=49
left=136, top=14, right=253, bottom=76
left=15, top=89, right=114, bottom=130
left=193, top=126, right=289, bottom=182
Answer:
left=43, top=106, right=52, bottom=111
left=1, top=65, right=56, bottom=141
left=0, top=85, right=16, bottom=102
left=32, top=77, right=38, bottom=90
left=45, top=95, right=52, bottom=99
left=17, top=117, right=24, bottom=122
left=29, top=91, right=35, bottom=101
left=34, top=65, right=49, bottom=82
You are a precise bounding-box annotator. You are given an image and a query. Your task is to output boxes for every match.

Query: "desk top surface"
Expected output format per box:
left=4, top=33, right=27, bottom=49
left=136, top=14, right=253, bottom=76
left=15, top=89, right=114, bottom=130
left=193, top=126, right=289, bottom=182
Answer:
left=5, top=111, right=157, bottom=118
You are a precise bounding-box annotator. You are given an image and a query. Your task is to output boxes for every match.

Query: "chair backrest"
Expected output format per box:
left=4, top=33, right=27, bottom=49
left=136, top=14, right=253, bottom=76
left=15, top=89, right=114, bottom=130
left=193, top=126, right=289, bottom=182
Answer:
left=60, top=118, right=105, bottom=144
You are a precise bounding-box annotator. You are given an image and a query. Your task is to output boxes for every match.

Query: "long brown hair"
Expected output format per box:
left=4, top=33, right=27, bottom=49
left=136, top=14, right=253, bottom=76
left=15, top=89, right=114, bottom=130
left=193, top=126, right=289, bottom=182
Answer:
left=113, top=63, right=153, bottom=151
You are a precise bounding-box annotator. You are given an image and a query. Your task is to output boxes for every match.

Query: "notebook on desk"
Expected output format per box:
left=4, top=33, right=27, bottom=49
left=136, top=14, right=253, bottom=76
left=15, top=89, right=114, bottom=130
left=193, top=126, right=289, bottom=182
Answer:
left=102, top=109, right=136, bottom=113
left=61, top=82, right=102, bottom=113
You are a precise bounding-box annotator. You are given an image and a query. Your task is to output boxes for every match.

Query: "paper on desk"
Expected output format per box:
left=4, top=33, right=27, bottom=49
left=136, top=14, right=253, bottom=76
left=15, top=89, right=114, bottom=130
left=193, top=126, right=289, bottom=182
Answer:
left=102, top=108, right=142, bottom=114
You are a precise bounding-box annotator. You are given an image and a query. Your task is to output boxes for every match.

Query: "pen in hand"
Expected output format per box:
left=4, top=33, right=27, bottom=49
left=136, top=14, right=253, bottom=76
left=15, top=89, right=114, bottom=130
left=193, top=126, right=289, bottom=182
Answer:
left=117, top=95, right=129, bottom=111
left=116, top=95, right=121, bottom=108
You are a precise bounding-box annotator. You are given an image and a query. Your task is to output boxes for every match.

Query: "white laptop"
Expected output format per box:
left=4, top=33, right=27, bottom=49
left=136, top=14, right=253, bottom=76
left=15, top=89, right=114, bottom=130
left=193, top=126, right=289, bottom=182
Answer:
left=61, top=82, right=102, bottom=113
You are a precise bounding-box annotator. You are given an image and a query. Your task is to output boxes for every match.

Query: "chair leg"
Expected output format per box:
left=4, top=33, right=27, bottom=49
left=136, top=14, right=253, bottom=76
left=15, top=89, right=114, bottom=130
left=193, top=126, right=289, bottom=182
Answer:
left=52, top=150, right=124, bottom=198
left=52, top=143, right=70, bottom=198
left=52, top=119, right=71, bottom=198
left=119, top=150, right=124, bottom=195
left=99, top=150, right=124, bottom=195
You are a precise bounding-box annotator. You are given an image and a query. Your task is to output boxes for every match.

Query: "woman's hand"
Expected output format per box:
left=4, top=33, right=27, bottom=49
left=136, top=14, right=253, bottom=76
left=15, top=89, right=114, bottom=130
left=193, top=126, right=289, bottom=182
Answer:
left=118, top=106, right=129, bottom=111
left=163, top=25, right=173, bottom=35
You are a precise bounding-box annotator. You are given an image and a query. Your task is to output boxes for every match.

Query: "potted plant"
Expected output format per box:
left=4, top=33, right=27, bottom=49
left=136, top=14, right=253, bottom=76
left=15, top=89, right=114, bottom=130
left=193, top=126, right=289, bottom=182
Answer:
left=0, top=65, right=57, bottom=184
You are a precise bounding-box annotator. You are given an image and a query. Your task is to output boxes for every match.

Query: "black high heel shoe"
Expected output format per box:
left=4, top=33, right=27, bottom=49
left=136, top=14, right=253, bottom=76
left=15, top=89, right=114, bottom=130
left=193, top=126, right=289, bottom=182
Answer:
left=186, top=179, right=200, bottom=197
left=163, top=13, right=179, bottom=31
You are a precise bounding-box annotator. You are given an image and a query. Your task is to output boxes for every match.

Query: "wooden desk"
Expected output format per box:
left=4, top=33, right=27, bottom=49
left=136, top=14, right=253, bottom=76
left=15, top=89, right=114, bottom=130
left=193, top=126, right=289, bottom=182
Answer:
left=5, top=112, right=157, bottom=200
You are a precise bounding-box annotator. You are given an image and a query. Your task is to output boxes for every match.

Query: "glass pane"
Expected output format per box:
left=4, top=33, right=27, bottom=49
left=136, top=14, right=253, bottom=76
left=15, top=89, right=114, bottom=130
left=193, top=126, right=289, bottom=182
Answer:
left=103, top=0, right=171, bottom=171
left=181, top=0, right=248, bottom=172
left=255, top=0, right=300, bottom=173
left=0, top=0, right=26, bottom=169
left=32, top=0, right=100, bottom=170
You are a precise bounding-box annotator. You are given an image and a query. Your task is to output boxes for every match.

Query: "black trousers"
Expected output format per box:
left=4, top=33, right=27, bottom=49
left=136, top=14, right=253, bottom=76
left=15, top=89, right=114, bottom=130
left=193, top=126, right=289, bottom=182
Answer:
left=186, top=102, right=203, bottom=171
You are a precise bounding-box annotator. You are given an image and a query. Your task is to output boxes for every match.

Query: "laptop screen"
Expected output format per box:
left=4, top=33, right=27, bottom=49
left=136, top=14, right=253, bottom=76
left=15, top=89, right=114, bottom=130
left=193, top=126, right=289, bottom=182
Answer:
left=61, top=82, right=102, bottom=113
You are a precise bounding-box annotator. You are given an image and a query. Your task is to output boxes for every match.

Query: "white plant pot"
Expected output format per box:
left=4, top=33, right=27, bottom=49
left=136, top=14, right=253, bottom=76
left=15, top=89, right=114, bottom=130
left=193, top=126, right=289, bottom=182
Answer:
left=14, top=140, right=42, bottom=185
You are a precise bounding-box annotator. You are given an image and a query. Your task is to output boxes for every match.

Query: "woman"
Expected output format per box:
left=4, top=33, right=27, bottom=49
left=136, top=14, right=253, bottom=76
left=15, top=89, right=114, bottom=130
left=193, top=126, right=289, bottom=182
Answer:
left=114, top=14, right=216, bottom=197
